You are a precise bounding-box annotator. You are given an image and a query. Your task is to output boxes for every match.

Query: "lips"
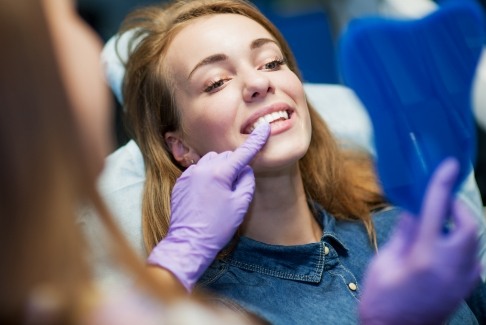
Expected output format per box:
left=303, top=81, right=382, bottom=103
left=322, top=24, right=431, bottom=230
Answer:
left=241, top=103, right=294, bottom=134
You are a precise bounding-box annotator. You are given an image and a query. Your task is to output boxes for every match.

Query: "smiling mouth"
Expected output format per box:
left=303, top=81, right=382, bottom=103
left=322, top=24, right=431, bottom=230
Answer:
left=244, top=110, right=292, bottom=134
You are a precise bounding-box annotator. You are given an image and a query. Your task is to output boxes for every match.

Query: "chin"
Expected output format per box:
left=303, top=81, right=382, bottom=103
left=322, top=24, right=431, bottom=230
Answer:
left=252, top=142, right=308, bottom=173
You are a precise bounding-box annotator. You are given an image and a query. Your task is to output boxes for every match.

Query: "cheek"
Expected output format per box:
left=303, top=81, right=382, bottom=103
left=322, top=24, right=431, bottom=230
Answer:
left=181, top=94, right=241, bottom=154
left=278, top=72, right=311, bottom=132
left=284, top=73, right=307, bottom=105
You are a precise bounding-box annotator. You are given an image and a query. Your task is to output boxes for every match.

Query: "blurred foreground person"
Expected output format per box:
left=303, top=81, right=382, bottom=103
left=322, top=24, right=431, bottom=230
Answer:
left=0, top=0, right=258, bottom=324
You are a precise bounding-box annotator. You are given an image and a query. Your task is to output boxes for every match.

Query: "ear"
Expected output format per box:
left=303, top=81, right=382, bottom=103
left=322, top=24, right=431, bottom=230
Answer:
left=164, top=132, right=200, bottom=167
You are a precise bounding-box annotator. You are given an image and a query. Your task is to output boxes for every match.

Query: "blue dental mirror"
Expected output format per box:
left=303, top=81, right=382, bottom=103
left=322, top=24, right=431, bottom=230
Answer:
left=339, top=1, right=485, bottom=215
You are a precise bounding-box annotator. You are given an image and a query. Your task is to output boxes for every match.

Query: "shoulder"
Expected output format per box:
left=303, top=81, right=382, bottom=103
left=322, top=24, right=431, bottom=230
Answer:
left=197, top=259, right=229, bottom=288
left=371, top=207, right=403, bottom=246
left=328, top=207, right=402, bottom=248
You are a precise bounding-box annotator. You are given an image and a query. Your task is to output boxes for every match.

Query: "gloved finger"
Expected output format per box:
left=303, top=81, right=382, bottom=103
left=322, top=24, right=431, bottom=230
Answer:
left=418, top=158, right=459, bottom=240
left=198, top=151, right=218, bottom=163
left=464, top=264, right=482, bottom=294
left=384, top=212, right=419, bottom=256
left=223, top=122, right=270, bottom=177
left=448, top=199, right=480, bottom=254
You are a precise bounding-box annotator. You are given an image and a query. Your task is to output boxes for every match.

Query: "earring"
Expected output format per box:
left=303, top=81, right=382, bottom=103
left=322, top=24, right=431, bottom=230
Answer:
left=190, top=159, right=195, bottom=164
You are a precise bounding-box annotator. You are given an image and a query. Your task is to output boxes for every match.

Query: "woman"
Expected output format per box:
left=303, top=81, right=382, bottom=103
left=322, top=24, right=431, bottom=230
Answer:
left=112, top=0, right=485, bottom=324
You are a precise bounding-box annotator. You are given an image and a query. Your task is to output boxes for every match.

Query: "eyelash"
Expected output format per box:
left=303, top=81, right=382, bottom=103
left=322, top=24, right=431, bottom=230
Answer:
left=262, top=57, right=286, bottom=71
left=204, top=78, right=230, bottom=93
left=203, top=57, right=287, bottom=93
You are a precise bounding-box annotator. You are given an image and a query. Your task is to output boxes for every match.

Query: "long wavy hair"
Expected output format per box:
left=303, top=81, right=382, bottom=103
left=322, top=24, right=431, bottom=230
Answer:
left=120, top=0, right=387, bottom=252
left=0, top=1, right=178, bottom=323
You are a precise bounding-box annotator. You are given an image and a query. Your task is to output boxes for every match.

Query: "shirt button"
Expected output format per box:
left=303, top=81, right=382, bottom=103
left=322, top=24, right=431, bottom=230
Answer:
left=324, top=246, right=330, bottom=255
left=348, top=282, right=358, bottom=291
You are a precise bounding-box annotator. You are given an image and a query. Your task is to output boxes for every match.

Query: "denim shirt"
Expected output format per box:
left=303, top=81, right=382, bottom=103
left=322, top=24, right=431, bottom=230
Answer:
left=197, top=207, right=482, bottom=325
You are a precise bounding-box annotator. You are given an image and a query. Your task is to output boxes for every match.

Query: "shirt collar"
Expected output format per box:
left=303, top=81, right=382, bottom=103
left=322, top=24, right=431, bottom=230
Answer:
left=225, top=208, right=349, bottom=283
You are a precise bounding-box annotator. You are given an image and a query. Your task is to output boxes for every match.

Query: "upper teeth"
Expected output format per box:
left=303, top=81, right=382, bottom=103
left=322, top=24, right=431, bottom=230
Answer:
left=248, top=110, right=289, bottom=133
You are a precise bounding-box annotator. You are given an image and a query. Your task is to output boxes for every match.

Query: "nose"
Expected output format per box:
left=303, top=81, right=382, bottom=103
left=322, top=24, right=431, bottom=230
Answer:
left=242, top=70, right=274, bottom=102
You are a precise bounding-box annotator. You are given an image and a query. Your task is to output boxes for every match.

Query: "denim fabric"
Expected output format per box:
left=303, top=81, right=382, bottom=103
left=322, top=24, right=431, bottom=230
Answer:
left=197, top=207, right=482, bottom=325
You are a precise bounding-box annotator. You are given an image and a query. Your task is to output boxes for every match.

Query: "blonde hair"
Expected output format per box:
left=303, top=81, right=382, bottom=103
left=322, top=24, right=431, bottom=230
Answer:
left=121, top=0, right=387, bottom=252
left=0, top=1, right=179, bottom=322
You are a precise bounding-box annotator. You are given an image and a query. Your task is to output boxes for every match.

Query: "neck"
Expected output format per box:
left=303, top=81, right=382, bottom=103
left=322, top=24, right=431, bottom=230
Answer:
left=241, top=164, right=322, bottom=245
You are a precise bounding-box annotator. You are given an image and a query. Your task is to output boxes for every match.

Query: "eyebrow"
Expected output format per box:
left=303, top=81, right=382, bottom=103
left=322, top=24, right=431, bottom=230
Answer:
left=187, top=38, right=279, bottom=80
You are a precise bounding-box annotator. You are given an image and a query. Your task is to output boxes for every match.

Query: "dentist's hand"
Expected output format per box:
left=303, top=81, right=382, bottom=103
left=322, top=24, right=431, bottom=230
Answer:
left=359, top=158, right=481, bottom=325
left=147, top=123, right=270, bottom=292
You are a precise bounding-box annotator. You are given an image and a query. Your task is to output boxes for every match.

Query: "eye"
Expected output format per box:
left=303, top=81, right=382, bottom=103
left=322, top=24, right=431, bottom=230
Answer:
left=203, top=78, right=229, bottom=93
left=261, top=58, right=286, bottom=71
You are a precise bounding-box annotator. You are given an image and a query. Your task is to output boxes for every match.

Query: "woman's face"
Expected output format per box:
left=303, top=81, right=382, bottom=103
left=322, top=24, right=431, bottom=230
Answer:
left=43, top=0, right=113, bottom=176
left=165, top=14, right=312, bottom=172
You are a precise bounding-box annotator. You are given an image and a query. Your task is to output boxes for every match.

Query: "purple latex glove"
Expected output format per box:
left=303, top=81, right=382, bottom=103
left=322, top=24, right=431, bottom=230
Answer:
left=147, top=123, right=270, bottom=292
left=359, top=158, right=481, bottom=325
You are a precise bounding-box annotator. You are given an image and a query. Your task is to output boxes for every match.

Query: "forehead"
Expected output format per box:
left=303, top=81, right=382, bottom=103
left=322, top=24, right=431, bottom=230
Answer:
left=165, top=13, right=277, bottom=72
